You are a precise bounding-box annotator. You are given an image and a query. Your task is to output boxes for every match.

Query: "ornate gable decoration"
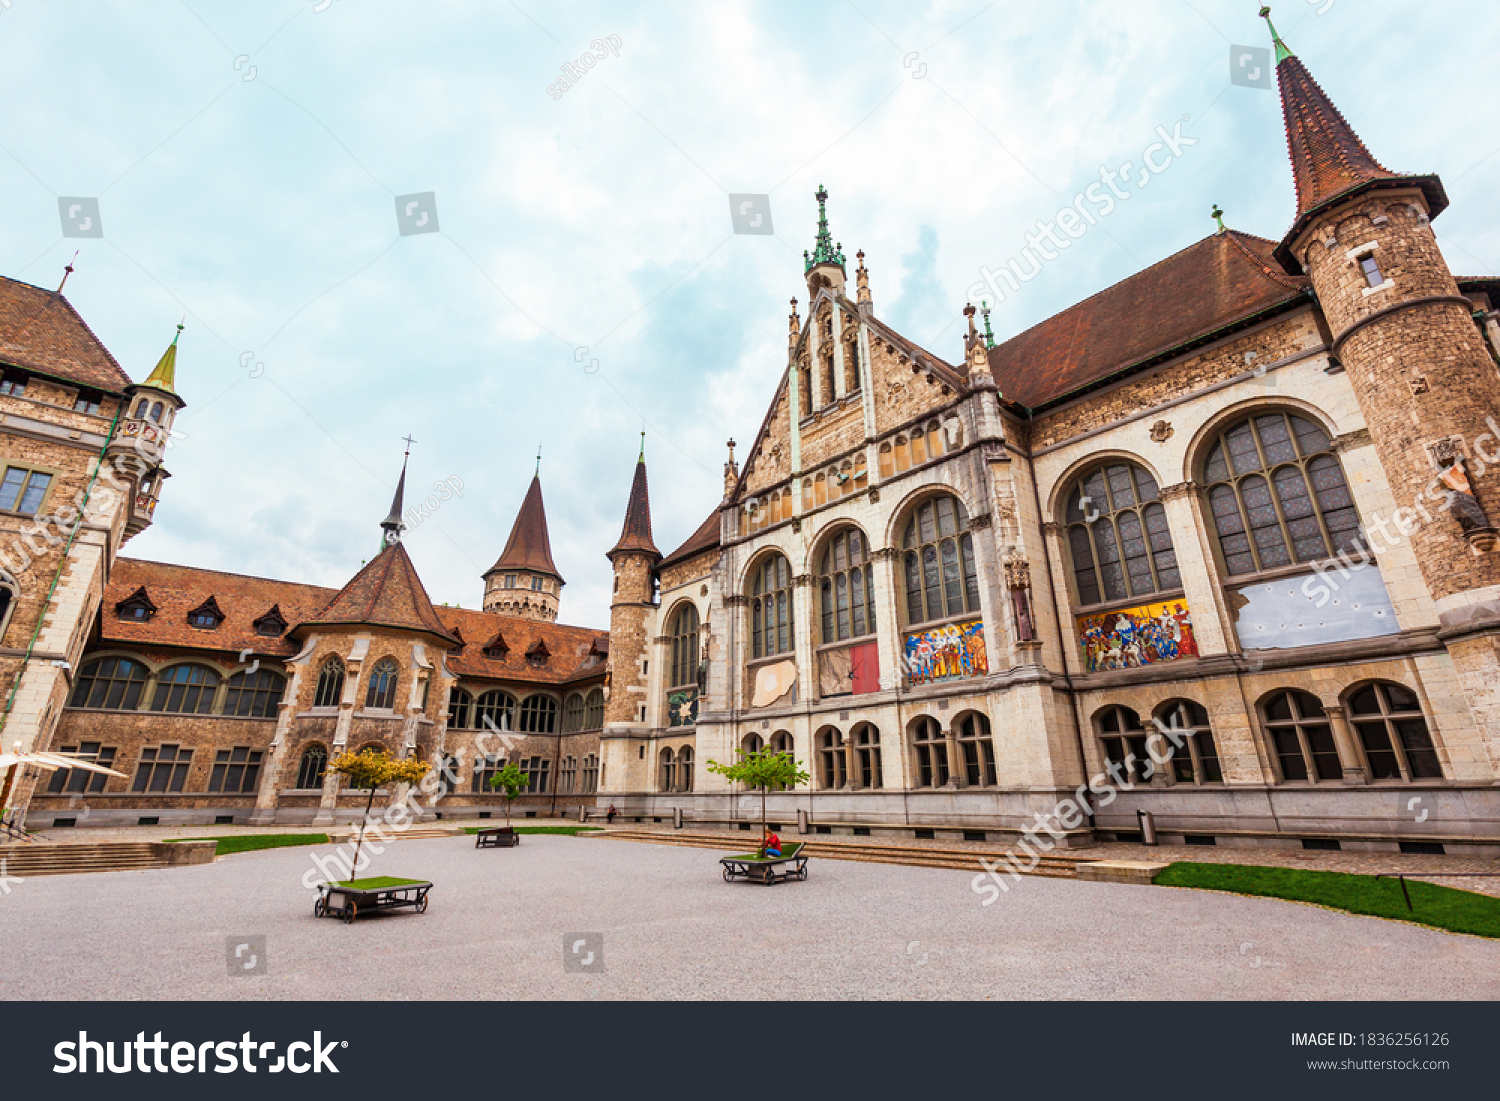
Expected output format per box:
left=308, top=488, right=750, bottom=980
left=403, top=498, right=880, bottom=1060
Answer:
left=115, top=586, right=158, bottom=622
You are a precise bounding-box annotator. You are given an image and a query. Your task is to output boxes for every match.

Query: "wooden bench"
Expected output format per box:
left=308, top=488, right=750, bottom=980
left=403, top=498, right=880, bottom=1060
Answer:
left=475, top=826, right=520, bottom=848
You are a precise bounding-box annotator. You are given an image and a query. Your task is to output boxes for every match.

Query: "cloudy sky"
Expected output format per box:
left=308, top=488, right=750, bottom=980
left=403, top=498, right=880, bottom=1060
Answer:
left=2, top=0, right=1496, bottom=629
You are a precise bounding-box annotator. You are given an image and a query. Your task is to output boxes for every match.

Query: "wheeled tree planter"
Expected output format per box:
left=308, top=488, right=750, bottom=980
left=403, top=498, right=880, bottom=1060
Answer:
left=314, top=878, right=432, bottom=923
left=719, top=842, right=808, bottom=885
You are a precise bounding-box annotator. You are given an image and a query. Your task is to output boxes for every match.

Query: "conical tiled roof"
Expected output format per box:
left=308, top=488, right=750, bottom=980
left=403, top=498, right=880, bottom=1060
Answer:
left=609, top=453, right=660, bottom=560
left=486, top=475, right=562, bottom=581
left=141, top=324, right=183, bottom=396
left=295, top=541, right=458, bottom=645
left=1268, top=12, right=1446, bottom=270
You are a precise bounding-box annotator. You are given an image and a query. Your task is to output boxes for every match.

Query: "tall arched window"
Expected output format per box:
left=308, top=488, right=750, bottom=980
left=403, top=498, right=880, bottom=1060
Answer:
left=901, top=496, right=979, bottom=626
left=519, top=694, right=557, bottom=733
left=223, top=668, right=286, bottom=718
left=447, top=687, right=473, bottom=729
left=475, top=690, right=516, bottom=732
left=750, top=553, right=794, bottom=659
left=816, top=728, right=845, bottom=789
left=956, top=713, right=995, bottom=787
left=676, top=747, right=694, bottom=792
left=1203, top=411, right=1362, bottom=577
left=911, top=716, right=947, bottom=787
left=364, top=658, right=399, bottom=709
left=1262, top=690, right=1342, bottom=782
left=819, top=527, right=875, bottom=643
left=150, top=663, right=220, bottom=714
left=770, top=730, right=793, bottom=757
left=1154, top=699, right=1222, bottom=784
left=313, top=657, right=345, bottom=709
left=1097, top=705, right=1152, bottom=785
left=562, top=692, right=585, bottom=733
left=852, top=722, right=881, bottom=788
left=296, top=744, right=328, bottom=789
left=1064, top=461, right=1179, bottom=606
left=741, top=732, right=764, bottom=755
left=0, top=576, right=15, bottom=644
left=584, top=688, right=604, bottom=730
left=1347, top=682, right=1443, bottom=780
left=69, top=657, right=148, bottom=710
left=659, top=747, right=675, bottom=792
left=669, top=603, right=700, bottom=689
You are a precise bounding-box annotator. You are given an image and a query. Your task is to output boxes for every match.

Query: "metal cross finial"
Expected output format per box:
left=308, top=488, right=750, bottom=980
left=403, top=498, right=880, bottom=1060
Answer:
left=402, top=434, right=417, bottom=455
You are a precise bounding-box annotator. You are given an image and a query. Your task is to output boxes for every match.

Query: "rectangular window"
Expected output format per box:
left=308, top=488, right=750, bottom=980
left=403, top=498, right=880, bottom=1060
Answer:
left=1359, top=254, right=1384, bottom=288
left=0, top=372, right=26, bottom=397
left=73, top=390, right=103, bottom=415
left=0, top=466, right=52, bottom=515
left=525, top=756, right=550, bottom=794
left=45, top=743, right=117, bottom=794
left=132, top=745, right=193, bottom=793
left=1271, top=729, right=1308, bottom=782
left=208, top=747, right=264, bottom=793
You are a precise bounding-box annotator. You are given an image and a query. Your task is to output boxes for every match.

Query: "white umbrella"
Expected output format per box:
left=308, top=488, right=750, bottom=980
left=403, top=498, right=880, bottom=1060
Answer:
left=0, top=747, right=127, bottom=778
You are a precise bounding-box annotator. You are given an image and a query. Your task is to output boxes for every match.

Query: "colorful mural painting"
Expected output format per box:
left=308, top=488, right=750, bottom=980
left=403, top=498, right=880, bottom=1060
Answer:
left=1077, top=599, right=1197, bottom=673
left=667, top=688, right=698, bottom=728
left=903, top=620, right=987, bottom=686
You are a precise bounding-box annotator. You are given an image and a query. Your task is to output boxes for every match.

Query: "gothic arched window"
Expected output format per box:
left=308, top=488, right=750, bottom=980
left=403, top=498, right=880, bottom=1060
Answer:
left=819, top=527, right=875, bottom=643
left=584, top=688, right=604, bottom=730
left=1064, top=460, right=1179, bottom=606
left=313, top=657, right=345, bottom=709
left=750, top=553, right=794, bottom=659
left=296, top=745, right=328, bottom=789
left=900, top=495, right=979, bottom=626
left=363, top=658, right=399, bottom=710
left=562, top=692, right=585, bottom=733
left=1203, top=411, right=1362, bottom=577
left=669, top=603, right=700, bottom=690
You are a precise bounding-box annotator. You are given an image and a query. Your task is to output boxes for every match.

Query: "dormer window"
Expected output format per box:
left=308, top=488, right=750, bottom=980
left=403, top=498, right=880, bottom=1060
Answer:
left=483, top=631, right=509, bottom=661
left=115, top=586, right=158, bottom=622
left=0, top=371, right=27, bottom=397
left=526, top=640, right=550, bottom=668
left=1359, top=254, right=1384, bottom=288
left=186, top=596, right=225, bottom=630
left=252, top=605, right=287, bottom=637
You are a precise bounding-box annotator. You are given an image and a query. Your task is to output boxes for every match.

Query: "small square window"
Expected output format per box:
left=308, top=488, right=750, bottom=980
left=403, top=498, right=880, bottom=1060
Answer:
left=1359, top=254, right=1384, bottom=288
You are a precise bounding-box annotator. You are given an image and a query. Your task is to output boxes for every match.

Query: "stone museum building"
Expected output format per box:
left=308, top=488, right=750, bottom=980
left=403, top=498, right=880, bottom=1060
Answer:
left=6, top=16, right=1500, bottom=852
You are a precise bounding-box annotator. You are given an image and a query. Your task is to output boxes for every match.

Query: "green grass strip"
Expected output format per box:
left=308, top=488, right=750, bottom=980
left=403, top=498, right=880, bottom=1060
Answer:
left=1156, top=862, right=1500, bottom=938
left=169, top=833, right=329, bottom=856
left=332, top=876, right=427, bottom=890
left=461, top=825, right=602, bottom=836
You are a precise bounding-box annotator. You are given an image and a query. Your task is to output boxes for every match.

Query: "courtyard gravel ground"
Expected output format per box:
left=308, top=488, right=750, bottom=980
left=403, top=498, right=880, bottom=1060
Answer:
left=4, top=833, right=1499, bottom=1000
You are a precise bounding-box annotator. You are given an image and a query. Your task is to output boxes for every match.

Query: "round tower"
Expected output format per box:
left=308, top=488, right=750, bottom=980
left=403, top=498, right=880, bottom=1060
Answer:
left=482, top=470, right=563, bottom=622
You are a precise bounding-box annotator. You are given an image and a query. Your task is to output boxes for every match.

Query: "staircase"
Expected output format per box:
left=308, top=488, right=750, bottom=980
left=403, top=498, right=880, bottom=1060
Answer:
left=331, top=825, right=469, bottom=843
left=591, top=828, right=1084, bottom=879
left=0, top=841, right=172, bottom=878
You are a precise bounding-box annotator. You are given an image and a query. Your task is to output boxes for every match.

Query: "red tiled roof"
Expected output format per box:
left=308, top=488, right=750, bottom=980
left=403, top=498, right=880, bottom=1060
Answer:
left=296, top=542, right=458, bottom=645
left=0, top=276, right=136, bottom=393
left=435, top=605, right=607, bottom=685
left=486, top=474, right=562, bottom=581
left=97, top=558, right=609, bottom=687
left=986, top=231, right=1309, bottom=409
left=609, top=457, right=660, bottom=559
left=99, top=559, right=341, bottom=657
left=660, top=508, right=721, bottom=568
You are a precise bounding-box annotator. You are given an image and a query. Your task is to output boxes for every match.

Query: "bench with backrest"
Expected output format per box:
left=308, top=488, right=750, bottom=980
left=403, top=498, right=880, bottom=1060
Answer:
left=475, top=826, right=520, bottom=848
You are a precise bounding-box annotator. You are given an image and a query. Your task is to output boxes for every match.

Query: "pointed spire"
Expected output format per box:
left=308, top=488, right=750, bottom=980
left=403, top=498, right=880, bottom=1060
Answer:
left=609, top=443, right=660, bottom=560
left=723, top=437, right=739, bottom=502
left=380, top=448, right=409, bottom=550
left=804, top=185, right=847, bottom=273
left=1266, top=4, right=1448, bottom=268
left=487, top=471, right=563, bottom=581
left=1259, top=5, right=1293, bottom=64
left=855, top=249, right=873, bottom=314
left=788, top=296, right=801, bottom=354
left=142, top=323, right=184, bottom=395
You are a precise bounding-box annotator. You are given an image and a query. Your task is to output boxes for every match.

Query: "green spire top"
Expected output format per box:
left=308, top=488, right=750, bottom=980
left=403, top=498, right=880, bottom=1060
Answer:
left=1212, top=204, right=1227, bottom=233
left=1260, top=6, right=1293, bottom=64
left=142, top=322, right=184, bottom=395
left=804, top=185, right=847, bottom=273
left=980, top=301, right=995, bottom=349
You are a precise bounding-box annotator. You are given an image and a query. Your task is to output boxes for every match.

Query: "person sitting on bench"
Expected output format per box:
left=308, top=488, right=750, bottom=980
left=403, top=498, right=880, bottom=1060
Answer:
left=762, top=830, right=781, bottom=858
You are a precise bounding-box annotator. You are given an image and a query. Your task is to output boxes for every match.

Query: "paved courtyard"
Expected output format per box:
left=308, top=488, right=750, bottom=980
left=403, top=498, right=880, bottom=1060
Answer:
left=3, top=833, right=1498, bottom=1000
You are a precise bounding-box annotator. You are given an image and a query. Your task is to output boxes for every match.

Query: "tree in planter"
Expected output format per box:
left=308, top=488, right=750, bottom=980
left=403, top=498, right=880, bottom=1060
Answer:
left=330, top=748, right=430, bottom=875
left=486, top=761, right=530, bottom=825
left=706, top=748, right=809, bottom=857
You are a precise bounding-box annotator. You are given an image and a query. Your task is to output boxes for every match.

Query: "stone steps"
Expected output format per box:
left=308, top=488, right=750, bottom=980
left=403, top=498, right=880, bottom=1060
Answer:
left=0, top=841, right=171, bottom=877
left=331, top=826, right=468, bottom=843
left=591, top=829, right=1082, bottom=879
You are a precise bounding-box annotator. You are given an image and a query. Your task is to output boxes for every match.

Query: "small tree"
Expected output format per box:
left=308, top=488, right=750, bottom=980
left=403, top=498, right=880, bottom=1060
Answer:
left=331, top=748, right=430, bottom=875
left=706, top=748, right=809, bottom=857
left=486, top=761, right=529, bottom=825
